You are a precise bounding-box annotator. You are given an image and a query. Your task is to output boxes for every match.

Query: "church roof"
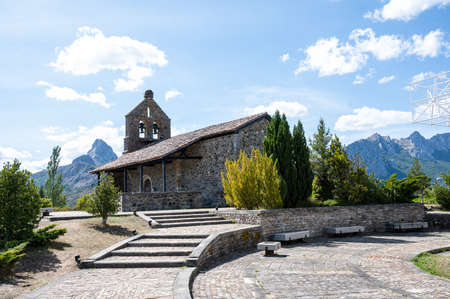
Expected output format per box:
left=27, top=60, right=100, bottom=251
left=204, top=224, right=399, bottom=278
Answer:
left=91, top=112, right=270, bottom=173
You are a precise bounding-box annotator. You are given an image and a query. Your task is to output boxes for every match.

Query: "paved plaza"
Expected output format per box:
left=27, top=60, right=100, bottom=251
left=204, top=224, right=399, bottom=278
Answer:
left=193, top=231, right=450, bottom=299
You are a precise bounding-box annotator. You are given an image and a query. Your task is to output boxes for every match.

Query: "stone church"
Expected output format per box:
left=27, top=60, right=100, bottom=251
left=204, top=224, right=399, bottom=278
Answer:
left=92, top=90, right=270, bottom=211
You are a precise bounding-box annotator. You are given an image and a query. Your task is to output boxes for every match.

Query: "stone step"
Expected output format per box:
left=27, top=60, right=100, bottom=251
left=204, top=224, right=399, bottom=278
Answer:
left=156, top=216, right=224, bottom=224
left=140, top=234, right=209, bottom=239
left=128, top=239, right=204, bottom=247
left=144, top=210, right=210, bottom=217
left=151, top=213, right=216, bottom=220
left=92, top=256, right=186, bottom=268
left=159, top=219, right=233, bottom=228
left=111, top=247, right=193, bottom=256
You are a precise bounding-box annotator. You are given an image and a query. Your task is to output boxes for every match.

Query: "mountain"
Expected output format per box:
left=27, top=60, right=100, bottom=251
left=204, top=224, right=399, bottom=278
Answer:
left=32, top=139, right=118, bottom=207
left=346, top=132, right=450, bottom=182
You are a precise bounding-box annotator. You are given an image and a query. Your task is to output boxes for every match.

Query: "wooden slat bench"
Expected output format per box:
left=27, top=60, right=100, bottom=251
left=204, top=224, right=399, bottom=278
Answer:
left=272, top=230, right=310, bottom=242
left=325, top=226, right=365, bottom=236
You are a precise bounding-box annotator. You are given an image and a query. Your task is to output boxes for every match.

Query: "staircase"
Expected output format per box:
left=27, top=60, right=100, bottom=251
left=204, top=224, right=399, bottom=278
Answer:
left=144, top=210, right=232, bottom=228
left=84, top=234, right=208, bottom=268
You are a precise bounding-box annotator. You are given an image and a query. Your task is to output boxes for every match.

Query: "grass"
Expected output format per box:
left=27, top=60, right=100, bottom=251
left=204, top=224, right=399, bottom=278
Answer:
left=412, top=250, right=450, bottom=279
left=0, top=215, right=150, bottom=299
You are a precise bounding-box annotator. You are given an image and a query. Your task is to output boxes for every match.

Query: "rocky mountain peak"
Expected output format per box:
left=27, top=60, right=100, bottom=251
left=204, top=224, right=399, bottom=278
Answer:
left=87, top=139, right=118, bottom=167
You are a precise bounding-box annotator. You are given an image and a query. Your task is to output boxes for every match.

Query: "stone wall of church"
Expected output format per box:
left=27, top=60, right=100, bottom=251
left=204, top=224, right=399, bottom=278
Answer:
left=122, top=118, right=269, bottom=209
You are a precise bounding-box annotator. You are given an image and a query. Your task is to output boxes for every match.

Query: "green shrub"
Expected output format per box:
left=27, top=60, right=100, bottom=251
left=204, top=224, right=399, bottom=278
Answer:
left=221, top=149, right=283, bottom=210
left=75, top=194, right=93, bottom=211
left=0, top=242, right=27, bottom=278
left=383, top=174, right=420, bottom=203
left=0, top=160, right=41, bottom=242
left=435, top=171, right=450, bottom=210
left=39, top=197, right=53, bottom=208
left=27, top=224, right=67, bottom=248
left=52, top=206, right=71, bottom=212
left=88, top=173, right=121, bottom=226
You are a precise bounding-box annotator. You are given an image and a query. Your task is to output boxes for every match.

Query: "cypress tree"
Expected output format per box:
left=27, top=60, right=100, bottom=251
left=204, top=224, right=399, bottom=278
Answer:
left=264, top=111, right=296, bottom=207
left=292, top=120, right=313, bottom=204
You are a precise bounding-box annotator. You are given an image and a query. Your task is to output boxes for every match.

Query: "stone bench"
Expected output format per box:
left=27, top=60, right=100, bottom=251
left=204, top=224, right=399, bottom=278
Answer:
left=325, top=226, right=365, bottom=236
left=40, top=207, right=53, bottom=217
left=272, top=230, right=310, bottom=242
left=392, top=221, right=428, bottom=232
left=257, top=241, right=281, bottom=256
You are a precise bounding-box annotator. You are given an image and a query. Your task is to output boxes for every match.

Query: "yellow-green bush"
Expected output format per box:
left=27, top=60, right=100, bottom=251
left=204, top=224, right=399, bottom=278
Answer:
left=75, top=194, right=93, bottom=211
left=39, top=197, right=53, bottom=208
left=221, top=149, right=282, bottom=210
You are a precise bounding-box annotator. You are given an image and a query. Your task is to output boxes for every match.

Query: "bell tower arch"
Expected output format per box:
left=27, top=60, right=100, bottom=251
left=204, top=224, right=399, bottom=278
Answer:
left=123, top=90, right=171, bottom=154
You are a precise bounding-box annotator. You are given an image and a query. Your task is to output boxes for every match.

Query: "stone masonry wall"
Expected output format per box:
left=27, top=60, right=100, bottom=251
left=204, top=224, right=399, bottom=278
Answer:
left=122, top=118, right=269, bottom=209
left=218, top=203, right=425, bottom=237
left=187, top=226, right=263, bottom=268
left=121, top=191, right=202, bottom=211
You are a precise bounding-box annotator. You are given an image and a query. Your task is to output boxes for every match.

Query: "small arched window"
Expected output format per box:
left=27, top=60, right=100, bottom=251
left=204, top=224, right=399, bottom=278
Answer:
left=152, top=122, right=159, bottom=139
left=139, top=121, right=146, bottom=138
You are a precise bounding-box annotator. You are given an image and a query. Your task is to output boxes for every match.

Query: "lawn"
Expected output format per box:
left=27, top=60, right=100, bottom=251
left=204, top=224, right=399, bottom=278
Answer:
left=412, top=250, right=450, bottom=279
left=0, top=215, right=151, bottom=298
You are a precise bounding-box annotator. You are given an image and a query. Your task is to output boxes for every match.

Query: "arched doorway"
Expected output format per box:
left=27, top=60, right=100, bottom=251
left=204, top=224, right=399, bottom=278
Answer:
left=143, top=177, right=152, bottom=192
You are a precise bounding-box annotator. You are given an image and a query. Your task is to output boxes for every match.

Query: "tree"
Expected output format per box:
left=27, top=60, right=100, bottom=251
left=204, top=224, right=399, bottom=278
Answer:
left=435, top=170, right=450, bottom=210
left=408, top=158, right=431, bottom=204
left=310, top=119, right=333, bottom=201
left=263, top=111, right=296, bottom=207
left=75, top=194, right=93, bottom=211
left=88, top=172, right=121, bottom=226
left=0, top=160, right=41, bottom=241
left=45, top=146, right=65, bottom=207
left=327, top=136, right=353, bottom=203
left=292, top=120, right=313, bottom=205
left=222, top=149, right=282, bottom=210
left=383, top=174, right=420, bottom=203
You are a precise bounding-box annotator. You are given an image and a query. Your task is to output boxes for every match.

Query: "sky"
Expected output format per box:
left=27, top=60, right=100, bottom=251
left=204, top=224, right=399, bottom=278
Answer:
left=0, top=0, right=449, bottom=172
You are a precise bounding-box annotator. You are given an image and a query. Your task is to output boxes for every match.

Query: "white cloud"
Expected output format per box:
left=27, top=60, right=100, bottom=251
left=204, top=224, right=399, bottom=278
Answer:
left=334, top=107, right=411, bottom=131
left=165, top=90, right=183, bottom=101
left=280, top=53, right=290, bottom=63
left=42, top=121, right=123, bottom=165
left=407, top=30, right=446, bottom=58
left=50, top=26, right=167, bottom=92
left=37, top=81, right=110, bottom=108
left=350, top=28, right=407, bottom=60
left=0, top=147, right=46, bottom=173
left=411, top=71, right=436, bottom=83
left=353, top=68, right=375, bottom=85
left=244, top=101, right=308, bottom=118
left=365, top=0, right=450, bottom=22
left=0, top=146, right=31, bottom=159
left=296, top=28, right=448, bottom=77
left=378, top=75, right=396, bottom=84
left=295, top=37, right=367, bottom=76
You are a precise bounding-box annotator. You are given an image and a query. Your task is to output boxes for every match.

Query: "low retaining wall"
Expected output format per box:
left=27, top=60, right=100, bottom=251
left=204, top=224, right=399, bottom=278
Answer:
left=217, top=203, right=425, bottom=237
left=187, top=225, right=262, bottom=268
left=121, top=191, right=203, bottom=212
left=426, top=211, right=450, bottom=229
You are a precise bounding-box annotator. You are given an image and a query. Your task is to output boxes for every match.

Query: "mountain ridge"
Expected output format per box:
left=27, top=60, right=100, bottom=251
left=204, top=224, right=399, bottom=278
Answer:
left=346, top=131, right=450, bottom=181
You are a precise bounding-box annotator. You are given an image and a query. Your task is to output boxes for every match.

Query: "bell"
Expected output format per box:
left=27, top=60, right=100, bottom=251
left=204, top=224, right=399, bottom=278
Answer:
left=139, top=122, right=145, bottom=134
left=152, top=122, right=159, bottom=134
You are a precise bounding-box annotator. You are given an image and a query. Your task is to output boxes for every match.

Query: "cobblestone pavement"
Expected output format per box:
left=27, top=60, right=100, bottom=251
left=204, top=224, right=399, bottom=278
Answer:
left=193, top=232, right=450, bottom=299
left=23, top=221, right=250, bottom=298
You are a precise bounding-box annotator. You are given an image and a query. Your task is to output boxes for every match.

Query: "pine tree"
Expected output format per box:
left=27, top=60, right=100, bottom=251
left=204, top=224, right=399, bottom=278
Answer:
left=327, top=136, right=352, bottom=203
left=310, top=118, right=333, bottom=201
left=45, top=146, right=65, bottom=207
left=292, top=120, right=313, bottom=204
left=408, top=158, right=431, bottom=203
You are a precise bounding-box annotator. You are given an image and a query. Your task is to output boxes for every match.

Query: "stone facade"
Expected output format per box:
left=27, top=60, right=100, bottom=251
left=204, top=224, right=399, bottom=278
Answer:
left=121, top=191, right=202, bottom=212
left=217, top=203, right=425, bottom=237
left=117, top=118, right=269, bottom=210
left=123, top=90, right=171, bottom=154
